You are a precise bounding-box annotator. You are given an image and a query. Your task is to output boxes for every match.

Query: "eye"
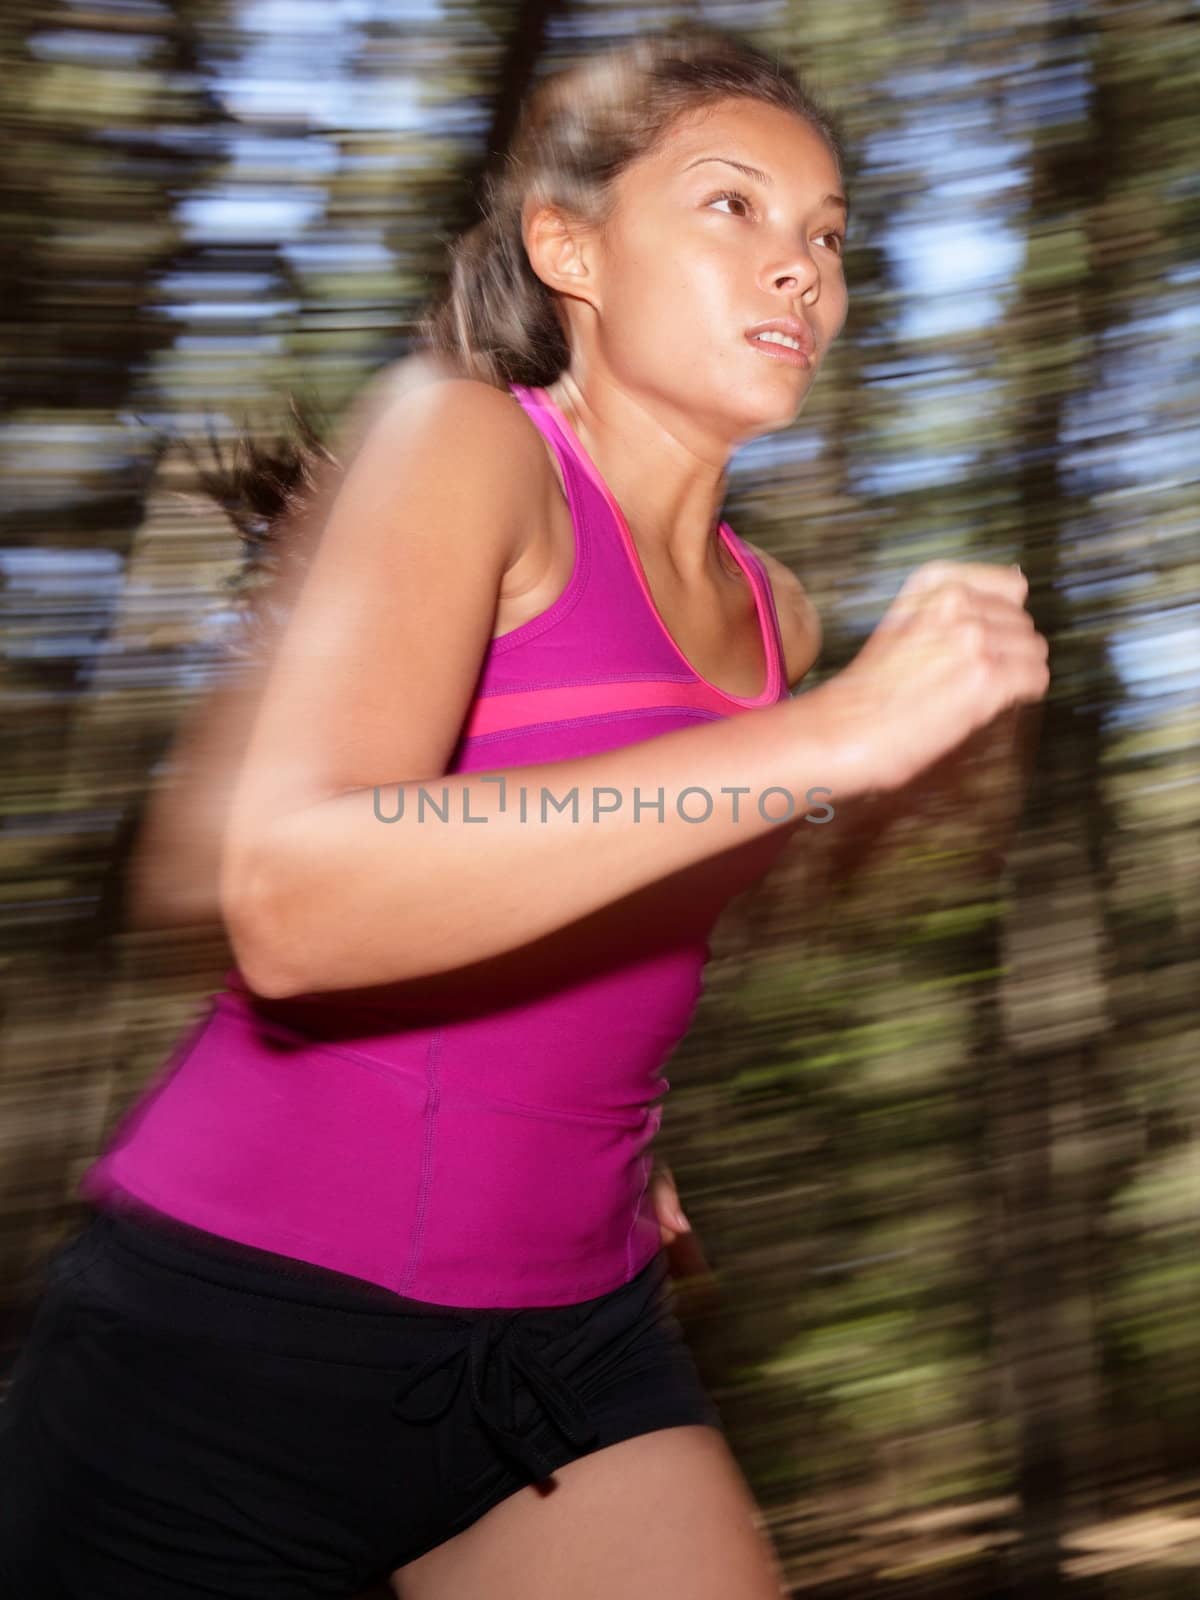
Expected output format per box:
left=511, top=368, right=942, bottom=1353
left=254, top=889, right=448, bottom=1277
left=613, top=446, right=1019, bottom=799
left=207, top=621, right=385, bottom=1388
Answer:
left=707, top=187, right=755, bottom=219
left=815, top=230, right=846, bottom=257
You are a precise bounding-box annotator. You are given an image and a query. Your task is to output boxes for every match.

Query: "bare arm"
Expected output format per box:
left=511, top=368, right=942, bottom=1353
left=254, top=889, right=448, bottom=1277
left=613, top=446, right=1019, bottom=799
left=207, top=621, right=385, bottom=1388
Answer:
left=221, top=375, right=1049, bottom=998
left=127, top=500, right=805, bottom=938
left=233, top=695, right=858, bottom=997
left=220, top=377, right=869, bottom=997
left=126, top=677, right=265, bottom=930
left=125, top=350, right=462, bottom=931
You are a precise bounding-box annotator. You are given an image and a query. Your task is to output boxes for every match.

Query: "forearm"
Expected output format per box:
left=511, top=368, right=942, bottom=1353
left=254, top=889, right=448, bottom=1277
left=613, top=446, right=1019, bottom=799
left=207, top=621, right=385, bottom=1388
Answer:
left=121, top=674, right=269, bottom=931
left=231, top=685, right=861, bottom=996
left=820, top=703, right=1039, bottom=894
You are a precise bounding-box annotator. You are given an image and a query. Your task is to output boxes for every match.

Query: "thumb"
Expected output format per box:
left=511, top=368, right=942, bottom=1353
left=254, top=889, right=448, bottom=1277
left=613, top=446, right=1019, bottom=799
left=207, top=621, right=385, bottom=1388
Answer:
left=651, top=1162, right=690, bottom=1234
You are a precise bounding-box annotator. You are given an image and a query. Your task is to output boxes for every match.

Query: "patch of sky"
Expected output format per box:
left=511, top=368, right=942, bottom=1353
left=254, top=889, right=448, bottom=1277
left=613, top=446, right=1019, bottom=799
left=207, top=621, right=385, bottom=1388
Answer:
left=429, top=100, right=494, bottom=137
left=1062, top=425, right=1200, bottom=499
left=1103, top=695, right=1197, bottom=735
left=206, top=4, right=425, bottom=132
left=207, top=69, right=425, bottom=129
left=121, top=410, right=243, bottom=438
left=28, top=28, right=163, bottom=64
left=884, top=57, right=1034, bottom=100
left=547, top=8, right=683, bottom=43
left=241, top=0, right=446, bottom=28
left=171, top=332, right=285, bottom=355
left=1001, top=53, right=1093, bottom=132
left=853, top=360, right=1000, bottom=497
left=0, top=547, right=125, bottom=597
left=239, top=0, right=371, bottom=35
left=1060, top=280, right=1199, bottom=497
left=62, top=0, right=166, bottom=16
left=1056, top=571, right=1159, bottom=609
left=282, top=236, right=395, bottom=273
left=175, top=188, right=328, bottom=244
left=864, top=86, right=1028, bottom=342
left=156, top=270, right=284, bottom=302
left=863, top=366, right=999, bottom=415
left=732, top=428, right=826, bottom=477
left=223, top=132, right=340, bottom=176
left=1108, top=607, right=1200, bottom=702
left=0, top=422, right=136, bottom=453
left=853, top=450, right=979, bottom=498
left=1062, top=312, right=1199, bottom=496
left=694, top=2, right=778, bottom=30
left=162, top=297, right=302, bottom=323
left=885, top=212, right=1026, bottom=340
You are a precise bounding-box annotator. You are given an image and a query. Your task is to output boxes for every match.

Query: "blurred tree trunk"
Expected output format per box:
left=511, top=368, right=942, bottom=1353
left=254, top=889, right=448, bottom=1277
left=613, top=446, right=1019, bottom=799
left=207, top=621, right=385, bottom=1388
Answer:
left=986, top=13, right=1126, bottom=1592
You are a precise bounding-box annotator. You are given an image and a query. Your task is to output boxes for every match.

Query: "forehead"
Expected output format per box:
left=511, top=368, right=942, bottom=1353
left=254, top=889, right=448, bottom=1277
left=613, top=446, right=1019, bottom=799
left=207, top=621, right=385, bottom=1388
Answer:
left=640, top=97, right=840, bottom=189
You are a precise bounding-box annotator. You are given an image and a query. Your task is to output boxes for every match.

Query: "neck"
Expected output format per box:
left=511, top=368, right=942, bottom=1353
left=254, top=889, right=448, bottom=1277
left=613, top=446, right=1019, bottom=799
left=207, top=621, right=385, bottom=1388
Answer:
left=544, top=370, right=733, bottom=583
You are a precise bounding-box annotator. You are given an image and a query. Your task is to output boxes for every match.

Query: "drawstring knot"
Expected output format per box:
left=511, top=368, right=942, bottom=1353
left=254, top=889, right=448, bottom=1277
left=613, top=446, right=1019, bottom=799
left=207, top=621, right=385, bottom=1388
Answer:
left=390, top=1312, right=599, bottom=1484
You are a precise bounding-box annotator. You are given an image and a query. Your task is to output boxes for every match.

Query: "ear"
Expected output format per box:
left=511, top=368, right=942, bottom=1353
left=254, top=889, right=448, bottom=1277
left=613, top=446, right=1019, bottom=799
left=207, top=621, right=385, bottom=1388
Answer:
left=523, top=198, right=602, bottom=314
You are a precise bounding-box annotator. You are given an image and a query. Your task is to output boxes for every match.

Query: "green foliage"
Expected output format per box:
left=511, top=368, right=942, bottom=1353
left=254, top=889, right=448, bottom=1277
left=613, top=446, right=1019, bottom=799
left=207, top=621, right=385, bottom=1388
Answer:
left=2, top=0, right=1198, bottom=1590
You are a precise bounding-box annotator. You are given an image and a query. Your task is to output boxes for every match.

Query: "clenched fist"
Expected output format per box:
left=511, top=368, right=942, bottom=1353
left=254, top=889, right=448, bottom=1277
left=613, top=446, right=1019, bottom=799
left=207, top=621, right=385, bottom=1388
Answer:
left=821, top=561, right=1049, bottom=796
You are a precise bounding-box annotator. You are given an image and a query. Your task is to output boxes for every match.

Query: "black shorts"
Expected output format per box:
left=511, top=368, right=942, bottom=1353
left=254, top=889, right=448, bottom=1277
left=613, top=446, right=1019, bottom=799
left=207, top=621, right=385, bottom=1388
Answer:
left=0, top=1204, right=722, bottom=1598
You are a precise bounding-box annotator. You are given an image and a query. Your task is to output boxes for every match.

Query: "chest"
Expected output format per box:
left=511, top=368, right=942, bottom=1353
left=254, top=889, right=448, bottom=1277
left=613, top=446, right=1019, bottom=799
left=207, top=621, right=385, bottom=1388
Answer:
left=492, top=443, right=771, bottom=702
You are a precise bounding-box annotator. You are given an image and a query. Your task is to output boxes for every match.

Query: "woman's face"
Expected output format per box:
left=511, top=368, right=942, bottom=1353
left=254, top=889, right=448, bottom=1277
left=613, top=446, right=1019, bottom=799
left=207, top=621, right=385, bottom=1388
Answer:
left=563, top=96, right=849, bottom=443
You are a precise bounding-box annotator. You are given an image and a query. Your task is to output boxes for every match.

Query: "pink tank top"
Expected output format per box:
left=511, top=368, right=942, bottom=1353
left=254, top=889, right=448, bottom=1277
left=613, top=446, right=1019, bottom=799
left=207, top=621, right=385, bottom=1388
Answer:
left=78, top=382, right=792, bottom=1308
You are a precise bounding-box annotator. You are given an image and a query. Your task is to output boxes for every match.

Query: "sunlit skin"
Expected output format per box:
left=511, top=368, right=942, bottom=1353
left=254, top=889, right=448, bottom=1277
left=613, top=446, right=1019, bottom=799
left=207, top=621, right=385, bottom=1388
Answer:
left=525, top=95, right=849, bottom=587
left=45, top=74, right=1048, bottom=1600
left=125, top=104, right=843, bottom=1282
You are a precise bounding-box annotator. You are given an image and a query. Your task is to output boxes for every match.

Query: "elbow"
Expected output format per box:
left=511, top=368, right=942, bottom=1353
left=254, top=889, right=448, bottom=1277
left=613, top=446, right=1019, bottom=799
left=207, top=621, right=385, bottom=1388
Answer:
left=219, top=849, right=311, bottom=1001
left=235, top=948, right=306, bottom=1003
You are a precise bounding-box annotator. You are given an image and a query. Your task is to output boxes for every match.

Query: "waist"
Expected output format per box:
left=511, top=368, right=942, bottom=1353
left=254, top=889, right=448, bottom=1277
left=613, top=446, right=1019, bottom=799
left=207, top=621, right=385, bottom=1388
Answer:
left=78, top=998, right=666, bottom=1308
left=69, top=1205, right=670, bottom=1358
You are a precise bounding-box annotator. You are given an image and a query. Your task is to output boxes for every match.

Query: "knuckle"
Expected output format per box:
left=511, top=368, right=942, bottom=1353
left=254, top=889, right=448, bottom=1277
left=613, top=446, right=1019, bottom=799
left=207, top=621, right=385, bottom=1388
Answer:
left=905, top=559, right=952, bottom=594
left=958, top=616, right=987, bottom=655
left=936, top=580, right=972, bottom=618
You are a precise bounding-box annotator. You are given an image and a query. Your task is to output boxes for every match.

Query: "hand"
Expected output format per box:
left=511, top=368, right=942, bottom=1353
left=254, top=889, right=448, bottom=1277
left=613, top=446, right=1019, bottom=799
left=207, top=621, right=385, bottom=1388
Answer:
left=649, top=1161, right=690, bottom=1247
left=823, top=561, right=1050, bottom=796
left=648, top=1161, right=721, bottom=1306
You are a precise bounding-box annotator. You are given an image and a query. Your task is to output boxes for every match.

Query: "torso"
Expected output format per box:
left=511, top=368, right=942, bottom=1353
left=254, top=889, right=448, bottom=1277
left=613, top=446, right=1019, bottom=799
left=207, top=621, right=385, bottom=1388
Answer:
left=493, top=408, right=780, bottom=702
left=374, top=354, right=812, bottom=695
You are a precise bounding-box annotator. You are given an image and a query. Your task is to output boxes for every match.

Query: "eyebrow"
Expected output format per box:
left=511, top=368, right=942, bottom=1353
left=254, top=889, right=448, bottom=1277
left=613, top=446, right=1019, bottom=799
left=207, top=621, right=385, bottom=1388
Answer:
left=682, top=154, right=849, bottom=220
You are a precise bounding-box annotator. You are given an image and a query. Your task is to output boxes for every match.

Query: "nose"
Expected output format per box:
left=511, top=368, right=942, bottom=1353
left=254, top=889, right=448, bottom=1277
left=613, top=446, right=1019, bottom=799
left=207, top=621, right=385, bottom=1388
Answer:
left=767, top=245, right=820, bottom=304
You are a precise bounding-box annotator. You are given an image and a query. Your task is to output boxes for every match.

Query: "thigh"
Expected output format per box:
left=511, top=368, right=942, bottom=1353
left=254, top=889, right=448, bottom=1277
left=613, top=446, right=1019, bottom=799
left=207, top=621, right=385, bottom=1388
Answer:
left=390, top=1425, right=787, bottom=1600
left=0, top=1224, right=405, bottom=1599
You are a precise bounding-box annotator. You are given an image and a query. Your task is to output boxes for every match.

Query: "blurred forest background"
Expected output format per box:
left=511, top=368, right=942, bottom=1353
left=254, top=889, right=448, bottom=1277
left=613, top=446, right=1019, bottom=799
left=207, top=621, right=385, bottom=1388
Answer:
left=1, top=0, right=1197, bottom=1595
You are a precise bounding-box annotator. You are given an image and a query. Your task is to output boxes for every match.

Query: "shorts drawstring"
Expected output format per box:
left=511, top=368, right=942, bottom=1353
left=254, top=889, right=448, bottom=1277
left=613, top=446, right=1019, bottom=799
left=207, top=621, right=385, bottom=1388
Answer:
left=391, top=1311, right=599, bottom=1484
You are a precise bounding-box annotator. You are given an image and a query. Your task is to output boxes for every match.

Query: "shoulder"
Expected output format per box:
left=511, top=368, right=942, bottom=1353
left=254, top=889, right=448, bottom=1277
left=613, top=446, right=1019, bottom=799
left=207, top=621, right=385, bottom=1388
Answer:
left=339, top=356, right=547, bottom=482
left=333, top=366, right=549, bottom=566
left=362, top=365, right=540, bottom=455
left=741, top=539, right=822, bottom=689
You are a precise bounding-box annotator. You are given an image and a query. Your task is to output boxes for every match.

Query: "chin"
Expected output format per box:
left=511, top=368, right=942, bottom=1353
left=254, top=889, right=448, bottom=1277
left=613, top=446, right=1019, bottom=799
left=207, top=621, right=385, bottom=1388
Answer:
left=728, top=379, right=813, bottom=440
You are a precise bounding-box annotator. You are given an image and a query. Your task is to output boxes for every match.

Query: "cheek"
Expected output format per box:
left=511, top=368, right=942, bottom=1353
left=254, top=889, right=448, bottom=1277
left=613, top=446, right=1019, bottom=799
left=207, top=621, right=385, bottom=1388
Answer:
left=596, top=222, right=744, bottom=377
left=609, top=250, right=727, bottom=348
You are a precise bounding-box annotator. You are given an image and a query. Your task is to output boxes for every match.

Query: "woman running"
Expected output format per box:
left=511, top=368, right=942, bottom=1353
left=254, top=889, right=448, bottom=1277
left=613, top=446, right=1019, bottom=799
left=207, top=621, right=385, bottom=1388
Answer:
left=0, top=25, right=1048, bottom=1600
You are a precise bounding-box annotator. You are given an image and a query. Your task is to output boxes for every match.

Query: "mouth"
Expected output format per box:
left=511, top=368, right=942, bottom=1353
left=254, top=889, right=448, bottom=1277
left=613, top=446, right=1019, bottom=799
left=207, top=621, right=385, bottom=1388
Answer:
left=744, top=326, right=814, bottom=368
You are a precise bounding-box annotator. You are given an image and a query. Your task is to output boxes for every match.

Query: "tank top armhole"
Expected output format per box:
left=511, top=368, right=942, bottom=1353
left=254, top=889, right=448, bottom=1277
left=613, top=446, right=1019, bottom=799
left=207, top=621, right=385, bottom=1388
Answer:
left=739, top=542, right=790, bottom=700
left=490, top=384, right=592, bottom=654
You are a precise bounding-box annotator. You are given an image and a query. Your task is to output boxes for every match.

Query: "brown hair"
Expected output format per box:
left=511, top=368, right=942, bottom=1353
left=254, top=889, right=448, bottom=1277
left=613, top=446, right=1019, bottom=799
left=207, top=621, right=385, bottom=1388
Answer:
left=196, top=24, right=842, bottom=599
left=419, top=23, right=842, bottom=389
